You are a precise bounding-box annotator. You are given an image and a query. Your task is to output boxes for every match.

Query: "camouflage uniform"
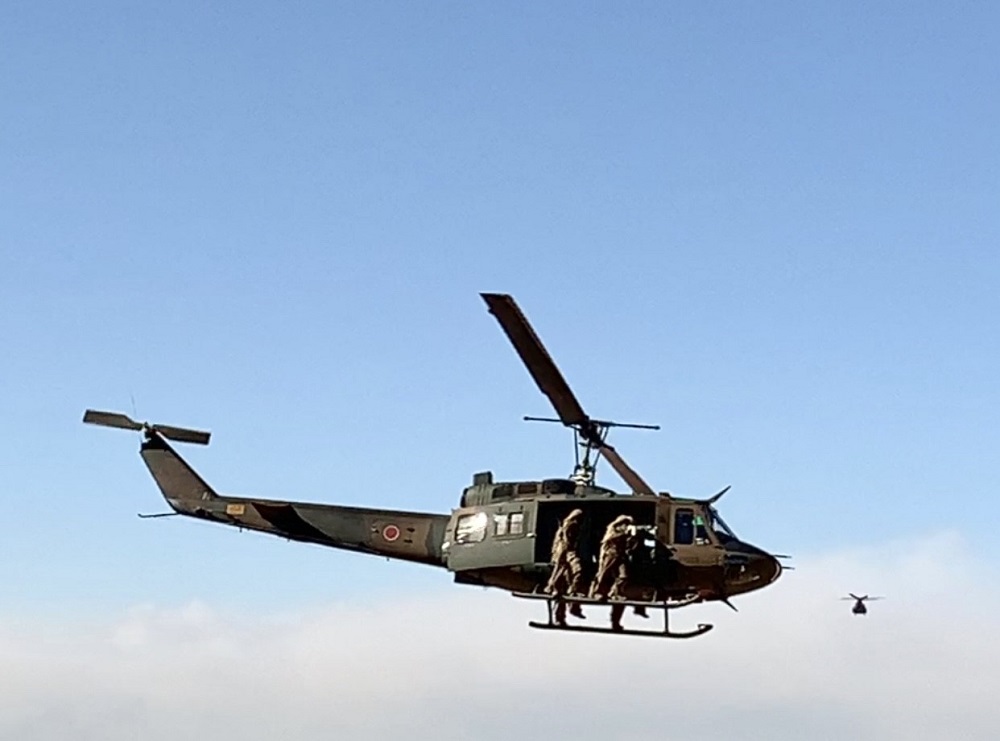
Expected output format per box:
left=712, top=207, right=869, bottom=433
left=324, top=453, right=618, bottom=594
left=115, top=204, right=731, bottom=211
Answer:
left=546, top=509, right=585, bottom=624
left=588, top=514, right=640, bottom=631
left=589, top=514, right=636, bottom=601
left=546, top=509, right=585, bottom=596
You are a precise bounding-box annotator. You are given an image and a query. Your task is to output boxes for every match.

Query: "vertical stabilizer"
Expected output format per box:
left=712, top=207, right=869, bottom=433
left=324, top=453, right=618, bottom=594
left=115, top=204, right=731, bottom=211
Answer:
left=139, top=433, right=219, bottom=509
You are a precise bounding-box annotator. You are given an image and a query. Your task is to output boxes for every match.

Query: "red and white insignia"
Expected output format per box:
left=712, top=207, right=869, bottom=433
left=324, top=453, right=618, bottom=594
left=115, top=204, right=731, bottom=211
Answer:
left=381, top=524, right=400, bottom=542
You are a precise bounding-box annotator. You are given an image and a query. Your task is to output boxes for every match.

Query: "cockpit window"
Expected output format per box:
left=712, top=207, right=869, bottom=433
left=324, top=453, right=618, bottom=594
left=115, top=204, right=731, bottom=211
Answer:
left=694, top=514, right=712, bottom=545
left=675, top=508, right=715, bottom=546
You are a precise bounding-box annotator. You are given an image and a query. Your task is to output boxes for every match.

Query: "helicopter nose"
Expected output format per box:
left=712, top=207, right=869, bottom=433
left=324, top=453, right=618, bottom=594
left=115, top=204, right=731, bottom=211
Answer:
left=722, top=541, right=783, bottom=594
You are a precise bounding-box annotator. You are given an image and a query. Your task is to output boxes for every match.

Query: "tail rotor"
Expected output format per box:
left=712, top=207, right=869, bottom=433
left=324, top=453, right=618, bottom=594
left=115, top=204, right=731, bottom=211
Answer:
left=83, top=409, right=211, bottom=446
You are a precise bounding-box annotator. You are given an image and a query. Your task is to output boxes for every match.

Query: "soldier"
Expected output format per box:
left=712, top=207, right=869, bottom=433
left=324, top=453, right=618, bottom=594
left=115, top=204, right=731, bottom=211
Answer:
left=589, top=514, right=636, bottom=600
left=589, top=514, right=638, bottom=629
left=546, top=508, right=586, bottom=624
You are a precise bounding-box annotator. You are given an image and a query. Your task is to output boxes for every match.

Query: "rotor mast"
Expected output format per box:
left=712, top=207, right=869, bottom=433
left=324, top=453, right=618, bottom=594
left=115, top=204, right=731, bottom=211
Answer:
left=480, top=292, right=662, bottom=496
left=522, top=416, right=659, bottom=487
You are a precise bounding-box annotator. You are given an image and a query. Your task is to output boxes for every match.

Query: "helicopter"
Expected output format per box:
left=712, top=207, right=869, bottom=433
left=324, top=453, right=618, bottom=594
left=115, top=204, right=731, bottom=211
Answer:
left=84, top=292, right=785, bottom=639
left=842, top=593, right=883, bottom=615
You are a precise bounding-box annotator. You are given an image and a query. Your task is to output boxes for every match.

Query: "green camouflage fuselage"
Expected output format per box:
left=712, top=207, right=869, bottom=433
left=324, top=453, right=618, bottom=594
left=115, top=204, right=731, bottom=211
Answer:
left=142, top=433, right=781, bottom=604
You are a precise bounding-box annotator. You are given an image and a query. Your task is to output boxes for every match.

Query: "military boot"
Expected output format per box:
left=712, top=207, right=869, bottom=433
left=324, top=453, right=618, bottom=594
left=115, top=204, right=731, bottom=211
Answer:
left=610, top=603, right=625, bottom=631
left=553, top=601, right=568, bottom=626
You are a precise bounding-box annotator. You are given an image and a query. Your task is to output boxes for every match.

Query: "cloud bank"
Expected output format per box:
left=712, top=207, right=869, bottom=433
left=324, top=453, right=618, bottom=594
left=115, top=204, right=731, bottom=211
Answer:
left=2, top=530, right=997, bottom=741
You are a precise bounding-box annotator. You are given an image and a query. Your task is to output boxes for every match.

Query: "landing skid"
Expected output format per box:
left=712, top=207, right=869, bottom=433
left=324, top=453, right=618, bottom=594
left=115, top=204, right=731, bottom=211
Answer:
left=527, top=620, right=713, bottom=639
left=512, top=590, right=714, bottom=639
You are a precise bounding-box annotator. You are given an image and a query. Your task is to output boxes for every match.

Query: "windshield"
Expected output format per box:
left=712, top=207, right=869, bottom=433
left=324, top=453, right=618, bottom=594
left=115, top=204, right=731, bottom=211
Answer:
left=674, top=508, right=714, bottom=546
left=708, top=506, right=737, bottom=539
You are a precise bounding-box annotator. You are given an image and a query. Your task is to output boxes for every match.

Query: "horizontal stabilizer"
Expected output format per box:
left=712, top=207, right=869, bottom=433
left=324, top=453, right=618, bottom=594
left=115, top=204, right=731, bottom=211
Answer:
left=82, top=409, right=211, bottom=445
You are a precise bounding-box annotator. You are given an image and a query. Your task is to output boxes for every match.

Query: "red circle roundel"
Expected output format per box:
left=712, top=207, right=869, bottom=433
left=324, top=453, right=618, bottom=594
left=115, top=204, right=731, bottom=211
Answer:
left=382, top=524, right=400, bottom=542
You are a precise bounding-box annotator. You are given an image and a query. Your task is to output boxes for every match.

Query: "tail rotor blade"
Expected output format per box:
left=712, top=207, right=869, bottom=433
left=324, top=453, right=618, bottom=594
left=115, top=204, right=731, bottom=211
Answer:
left=83, top=409, right=210, bottom=445
left=154, top=424, right=211, bottom=446
left=83, top=409, right=142, bottom=431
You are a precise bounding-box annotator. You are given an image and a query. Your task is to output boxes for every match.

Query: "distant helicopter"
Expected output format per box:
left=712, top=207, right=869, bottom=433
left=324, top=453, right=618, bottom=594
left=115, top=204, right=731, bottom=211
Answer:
left=84, top=292, right=786, bottom=639
left=842, top=593, right=883, bottom=615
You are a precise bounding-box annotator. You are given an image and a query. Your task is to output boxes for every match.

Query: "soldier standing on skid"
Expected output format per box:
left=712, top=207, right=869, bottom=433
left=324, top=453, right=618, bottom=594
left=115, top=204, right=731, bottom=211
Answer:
left=546, top=508, right=586, bottom=624
left=589, top=514, right=639, bottom=631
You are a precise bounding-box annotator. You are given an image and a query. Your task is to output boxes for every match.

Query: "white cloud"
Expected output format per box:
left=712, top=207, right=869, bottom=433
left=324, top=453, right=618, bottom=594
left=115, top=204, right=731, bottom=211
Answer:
left=1, top=530, right=997, bottom=741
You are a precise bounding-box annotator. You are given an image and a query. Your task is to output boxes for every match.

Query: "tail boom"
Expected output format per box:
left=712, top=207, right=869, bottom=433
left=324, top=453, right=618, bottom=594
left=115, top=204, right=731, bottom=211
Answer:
left=138, top=433, right=449, bottom=566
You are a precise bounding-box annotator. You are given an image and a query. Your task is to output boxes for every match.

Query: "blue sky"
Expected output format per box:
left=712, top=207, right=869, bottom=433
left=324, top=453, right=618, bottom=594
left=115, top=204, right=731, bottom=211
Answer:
left=2, top=0, right=998, bottom=626
left=3, top=4, right=999, bottom=739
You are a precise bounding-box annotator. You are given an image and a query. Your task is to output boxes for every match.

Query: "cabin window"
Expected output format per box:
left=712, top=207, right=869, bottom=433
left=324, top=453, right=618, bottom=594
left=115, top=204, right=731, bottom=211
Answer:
left=455, top=512, right=488, bottom=543
left=492, top=512, right=526, bottom=537
left=509, top=512, right=525, bottom=535
left=674, top=509, right=694, bottom=545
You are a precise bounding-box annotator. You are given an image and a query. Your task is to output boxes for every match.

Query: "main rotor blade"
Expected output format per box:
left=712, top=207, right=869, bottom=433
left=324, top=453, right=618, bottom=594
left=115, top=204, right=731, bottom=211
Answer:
left=481, top=293, right=588, bottom=426
left=597, top=441, right=655, bottom=496
left=83, top=409, right=142, bottom=431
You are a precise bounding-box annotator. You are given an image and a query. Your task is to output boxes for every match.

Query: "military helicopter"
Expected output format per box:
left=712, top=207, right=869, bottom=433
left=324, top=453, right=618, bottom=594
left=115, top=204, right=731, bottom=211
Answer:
left=842, top=593, right=883, bottom=615
left=84, top=292, right=784, bottom=639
